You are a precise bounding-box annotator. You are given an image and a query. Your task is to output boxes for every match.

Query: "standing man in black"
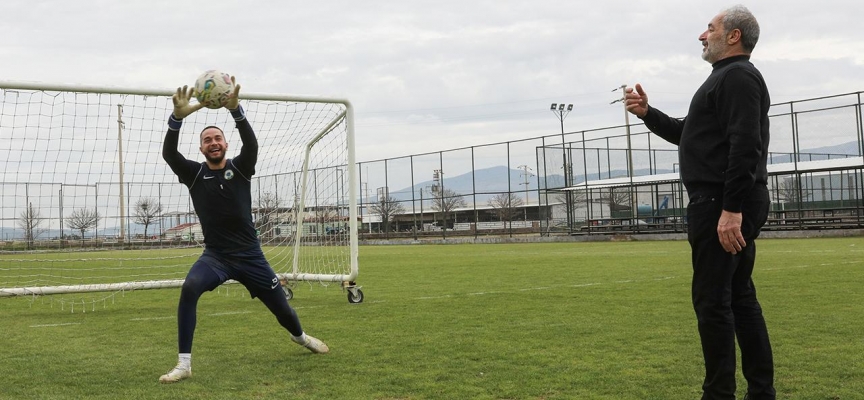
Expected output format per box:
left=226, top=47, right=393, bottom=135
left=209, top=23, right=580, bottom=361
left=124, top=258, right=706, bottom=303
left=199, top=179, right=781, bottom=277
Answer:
left=625, top=5, right=775, bottom=400
left=159, top=78, right=329, bottom=384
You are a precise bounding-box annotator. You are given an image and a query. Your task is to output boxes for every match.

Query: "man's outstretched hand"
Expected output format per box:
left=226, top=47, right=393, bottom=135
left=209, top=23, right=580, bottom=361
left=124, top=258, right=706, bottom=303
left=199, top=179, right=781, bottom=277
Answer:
left=624, top=84, right=649, bottom=118
left=172, top=85, right=204, bottom=120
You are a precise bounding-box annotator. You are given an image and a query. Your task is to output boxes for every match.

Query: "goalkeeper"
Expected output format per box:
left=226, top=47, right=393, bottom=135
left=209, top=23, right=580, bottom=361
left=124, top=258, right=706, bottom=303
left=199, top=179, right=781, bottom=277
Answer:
left=159, top=78, right=329, bottom=384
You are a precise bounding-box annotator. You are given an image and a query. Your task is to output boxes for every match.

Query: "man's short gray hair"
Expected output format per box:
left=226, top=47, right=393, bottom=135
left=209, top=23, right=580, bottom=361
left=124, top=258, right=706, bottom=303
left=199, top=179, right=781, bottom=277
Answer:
left=722, top=5, right=760, bottom=52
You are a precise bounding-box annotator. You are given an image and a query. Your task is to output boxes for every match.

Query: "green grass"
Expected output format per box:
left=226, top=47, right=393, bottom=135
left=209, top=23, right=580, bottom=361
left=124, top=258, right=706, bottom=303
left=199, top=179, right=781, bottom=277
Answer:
left=1, top=238, right=862, bottom=399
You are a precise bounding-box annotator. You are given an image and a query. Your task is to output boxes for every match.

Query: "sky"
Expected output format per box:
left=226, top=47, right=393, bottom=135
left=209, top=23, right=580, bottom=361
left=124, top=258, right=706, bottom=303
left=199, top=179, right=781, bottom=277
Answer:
left=3, top=0, right=864, bottom=163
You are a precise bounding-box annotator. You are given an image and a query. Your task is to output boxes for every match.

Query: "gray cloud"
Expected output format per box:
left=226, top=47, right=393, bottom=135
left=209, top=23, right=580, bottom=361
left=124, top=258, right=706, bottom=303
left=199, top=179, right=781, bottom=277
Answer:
left=3, top=0, right=863, bottom=161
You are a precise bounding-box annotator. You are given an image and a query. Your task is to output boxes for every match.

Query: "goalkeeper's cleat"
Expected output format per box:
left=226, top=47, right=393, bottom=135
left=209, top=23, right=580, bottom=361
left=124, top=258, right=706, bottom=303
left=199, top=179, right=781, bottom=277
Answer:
left=159, top=364, right=192, bottom=383
left=292, top=334, right=330, bottom=354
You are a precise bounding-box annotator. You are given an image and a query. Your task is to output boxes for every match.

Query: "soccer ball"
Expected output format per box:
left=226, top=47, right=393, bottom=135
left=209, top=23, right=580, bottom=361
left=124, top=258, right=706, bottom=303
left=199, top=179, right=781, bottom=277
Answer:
left=194, top=70, right=233, bottom=109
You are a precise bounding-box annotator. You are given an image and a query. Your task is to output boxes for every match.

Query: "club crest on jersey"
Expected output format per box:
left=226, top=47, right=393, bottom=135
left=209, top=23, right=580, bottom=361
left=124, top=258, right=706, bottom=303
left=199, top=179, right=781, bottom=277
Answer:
left=224, top=169, right=234, bottom=180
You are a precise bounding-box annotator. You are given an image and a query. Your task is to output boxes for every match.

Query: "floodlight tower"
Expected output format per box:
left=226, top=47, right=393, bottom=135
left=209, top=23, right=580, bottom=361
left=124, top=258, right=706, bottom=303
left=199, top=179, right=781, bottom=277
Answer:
left=550, top=103, right=574, bottom=232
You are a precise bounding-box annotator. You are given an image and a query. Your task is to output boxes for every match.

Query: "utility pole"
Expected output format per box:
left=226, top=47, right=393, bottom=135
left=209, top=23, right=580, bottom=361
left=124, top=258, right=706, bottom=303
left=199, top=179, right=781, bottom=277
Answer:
left=432, top=169, right=443, bottom=227
left=550, top=103, right=574, bottom=232
left=418, top=185, right=434, bottom=231
left=518, top=165, right=533, bottom=221
left=610, top=85, right=638, bottom=223
left=116, top=104, right=126, bottom=242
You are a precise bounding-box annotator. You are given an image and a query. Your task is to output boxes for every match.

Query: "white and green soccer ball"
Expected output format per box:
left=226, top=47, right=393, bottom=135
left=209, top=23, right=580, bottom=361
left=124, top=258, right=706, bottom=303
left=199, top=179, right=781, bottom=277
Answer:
left=194, top=70, right=233, bottom=109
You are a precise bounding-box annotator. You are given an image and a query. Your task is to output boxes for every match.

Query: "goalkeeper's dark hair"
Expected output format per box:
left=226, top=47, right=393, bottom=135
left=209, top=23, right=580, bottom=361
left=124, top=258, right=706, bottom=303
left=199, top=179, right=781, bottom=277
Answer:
left=199, top=126, right=225, bottom=142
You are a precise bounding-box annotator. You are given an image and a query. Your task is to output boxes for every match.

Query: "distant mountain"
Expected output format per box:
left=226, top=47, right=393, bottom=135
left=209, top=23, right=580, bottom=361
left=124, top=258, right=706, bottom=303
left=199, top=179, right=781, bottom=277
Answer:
left=375, top=141, right=861, bottom=205
left=374, top=165, right=674, bottom=206
left=769, top=141, right=860, bottom=163
left=0, top=227, right=70, bottom=241
left=0, top=224, right=160, bottom=241
left=380, top=166, right=543, bottom=204
left=804, top=141, right=860, bottom=155
left=0, top=227, right=21, bottom=241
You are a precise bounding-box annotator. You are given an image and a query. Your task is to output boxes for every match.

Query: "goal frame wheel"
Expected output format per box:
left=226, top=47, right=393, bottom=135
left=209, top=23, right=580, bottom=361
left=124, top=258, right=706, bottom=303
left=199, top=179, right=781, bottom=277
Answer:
left=347, top=287, right=364, bottom=304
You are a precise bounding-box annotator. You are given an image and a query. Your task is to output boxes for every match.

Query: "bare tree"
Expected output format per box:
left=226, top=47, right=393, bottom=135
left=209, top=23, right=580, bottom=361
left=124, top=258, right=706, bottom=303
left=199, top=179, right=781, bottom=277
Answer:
left=133, top=198, right=163, bottom=239
left=431, top=189, right=467, bottom=230
left=602, top=187, right=632, bottom=213
left=66, top=208, right=100, bottom=245
left=488, top=192, right=524, bottom=222
left=370, top=196, right=405, bottom=233
left=776, top=177, right=810, bottom=204
left=554, top=189, right=588, bottom=210
left=255, top=192, right=281, bottom=238
left=18, top=203, right=46, bottom=249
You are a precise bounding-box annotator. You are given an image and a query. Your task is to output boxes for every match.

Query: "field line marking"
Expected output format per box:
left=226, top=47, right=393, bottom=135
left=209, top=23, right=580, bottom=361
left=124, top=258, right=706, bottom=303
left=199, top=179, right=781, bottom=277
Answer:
left=762, top=259, right=863, bottom=272
left=131, top=309, right=320, bottom=322
left=416, top=295, right=454, bottom=300
left=30, top=322, right=81, bottom=328
left=207, top=311, right=253, bottom=316
left=410, top=276, right=681, bottom=301
left=130, top=316, right=174, bottom=321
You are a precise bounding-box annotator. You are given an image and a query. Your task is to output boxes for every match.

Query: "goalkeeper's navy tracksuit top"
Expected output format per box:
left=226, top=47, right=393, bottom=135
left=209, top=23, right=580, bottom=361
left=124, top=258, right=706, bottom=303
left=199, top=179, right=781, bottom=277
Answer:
left=162, top=106, right=262, bottom=254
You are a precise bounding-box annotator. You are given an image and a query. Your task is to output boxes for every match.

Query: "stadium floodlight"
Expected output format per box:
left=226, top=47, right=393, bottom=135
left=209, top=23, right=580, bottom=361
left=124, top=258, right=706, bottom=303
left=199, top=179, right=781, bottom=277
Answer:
left=549, top=102, right=575, bottom=232
left=0, top=80, right=363, bottom=305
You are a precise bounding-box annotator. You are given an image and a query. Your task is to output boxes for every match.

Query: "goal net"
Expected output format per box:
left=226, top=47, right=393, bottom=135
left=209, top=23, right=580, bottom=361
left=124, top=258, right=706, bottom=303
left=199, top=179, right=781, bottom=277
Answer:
left=0, top=81, right=358, bottom=306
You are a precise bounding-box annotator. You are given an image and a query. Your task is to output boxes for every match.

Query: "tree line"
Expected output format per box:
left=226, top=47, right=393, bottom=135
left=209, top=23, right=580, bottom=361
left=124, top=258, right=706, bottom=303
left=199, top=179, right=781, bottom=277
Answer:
left=15, top=198, right=164, bottom=249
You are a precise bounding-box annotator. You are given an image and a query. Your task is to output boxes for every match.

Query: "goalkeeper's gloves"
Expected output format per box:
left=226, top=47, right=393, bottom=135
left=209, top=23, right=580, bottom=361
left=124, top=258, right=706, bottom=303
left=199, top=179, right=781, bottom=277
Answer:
left=225, top=76, right=241, bottom=111
left=172, top=85, right=204, bottom=120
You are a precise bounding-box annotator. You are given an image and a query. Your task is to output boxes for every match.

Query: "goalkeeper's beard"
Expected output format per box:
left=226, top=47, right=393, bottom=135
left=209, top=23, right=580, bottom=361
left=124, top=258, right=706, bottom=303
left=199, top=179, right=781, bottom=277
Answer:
left=204, top=150, right=226, bottom=164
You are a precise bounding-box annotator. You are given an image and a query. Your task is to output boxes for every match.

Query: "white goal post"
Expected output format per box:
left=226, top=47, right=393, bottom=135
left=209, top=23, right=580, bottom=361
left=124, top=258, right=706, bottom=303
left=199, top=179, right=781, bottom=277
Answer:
left=0, top=81, right=359, bottom=302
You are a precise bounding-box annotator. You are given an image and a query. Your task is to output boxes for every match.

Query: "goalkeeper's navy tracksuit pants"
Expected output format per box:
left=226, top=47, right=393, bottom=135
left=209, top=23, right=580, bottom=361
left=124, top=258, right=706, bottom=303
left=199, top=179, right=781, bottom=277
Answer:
left=175, top=248, right=303, bottom=353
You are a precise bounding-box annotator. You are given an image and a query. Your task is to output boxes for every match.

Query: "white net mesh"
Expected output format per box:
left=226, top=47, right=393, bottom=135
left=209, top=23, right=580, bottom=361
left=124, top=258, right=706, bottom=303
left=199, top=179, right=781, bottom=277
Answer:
left=0, top=83, right=357, bottom=306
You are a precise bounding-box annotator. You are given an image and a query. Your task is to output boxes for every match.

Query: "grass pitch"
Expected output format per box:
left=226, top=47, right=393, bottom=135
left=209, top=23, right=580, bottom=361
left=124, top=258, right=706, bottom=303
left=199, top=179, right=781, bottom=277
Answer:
left=1, top=238, right=862, bottom=399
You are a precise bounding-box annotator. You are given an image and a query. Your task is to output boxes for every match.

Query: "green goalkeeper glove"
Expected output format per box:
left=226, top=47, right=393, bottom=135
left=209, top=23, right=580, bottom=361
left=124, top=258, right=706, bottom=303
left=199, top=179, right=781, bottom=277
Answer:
left=172, top=85, right=204, bottom=120
left=225, top=76, right=241, bottom=110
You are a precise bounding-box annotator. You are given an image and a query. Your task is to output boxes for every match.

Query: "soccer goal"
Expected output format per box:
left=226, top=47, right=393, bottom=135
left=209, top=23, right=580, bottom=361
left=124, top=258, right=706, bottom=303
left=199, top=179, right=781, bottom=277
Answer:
left=0, top=81, right=362, bottom=306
